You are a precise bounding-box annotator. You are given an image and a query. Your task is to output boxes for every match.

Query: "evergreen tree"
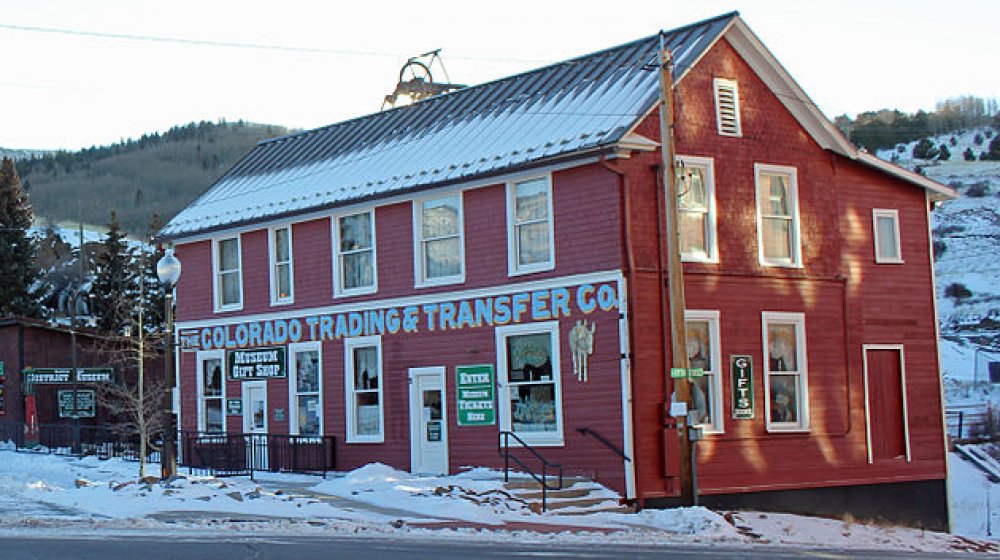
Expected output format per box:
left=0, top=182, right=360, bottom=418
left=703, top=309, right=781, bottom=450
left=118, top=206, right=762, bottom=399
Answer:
left=938, top=143, right=951, bottom=161
left=964, top=147, right=977, bottom=161
left=912, top=138, right=939, bottom=160
left=0, top=158, right=42, bottom=318
left=988, top=136, right=1000, bottom=161
left=138, top=214, right=166, bottom=333
left=92, top=211, right=136, bottom=333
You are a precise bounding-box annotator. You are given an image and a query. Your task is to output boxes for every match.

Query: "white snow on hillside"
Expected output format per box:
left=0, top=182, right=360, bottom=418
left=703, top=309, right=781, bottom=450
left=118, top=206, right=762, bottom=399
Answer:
left=876, top=126, right=997, bottom=164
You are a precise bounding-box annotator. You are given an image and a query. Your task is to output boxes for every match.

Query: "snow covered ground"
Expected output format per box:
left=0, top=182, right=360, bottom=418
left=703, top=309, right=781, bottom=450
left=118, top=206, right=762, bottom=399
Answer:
left=0, top=444, right=993, bottom=554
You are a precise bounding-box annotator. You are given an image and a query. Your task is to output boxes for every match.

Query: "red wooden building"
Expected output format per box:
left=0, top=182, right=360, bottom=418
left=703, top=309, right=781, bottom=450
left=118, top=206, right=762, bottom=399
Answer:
left=160, top=12, right=955, bottom=528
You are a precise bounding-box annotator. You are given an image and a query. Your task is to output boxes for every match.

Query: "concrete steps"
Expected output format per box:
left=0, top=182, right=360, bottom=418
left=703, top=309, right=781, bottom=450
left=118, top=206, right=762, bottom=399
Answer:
left=503, top=476, right=633, bottom=514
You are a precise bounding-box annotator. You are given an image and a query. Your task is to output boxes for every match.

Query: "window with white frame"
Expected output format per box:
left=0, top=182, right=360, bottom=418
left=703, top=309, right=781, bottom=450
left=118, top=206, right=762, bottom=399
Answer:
left=270, top=226, right=294, bottom=304
left=214, top=236, right=242, bottom=310
left=197, top=352, right=225, bottom=433
left=685, top=310, right=723, bottom=433
left=755, top=164, right=801, bottom=267
left=497, top=322, right=563, bottom=445
left=713, top=78, right=742, bottom=137
left=872, top=209, right=903, bottom=263
left=507, top=176, right=554, bottom=275
left=676, top=156, right=718, bottom=262
left=289, top=343, right=321, bottom=436
left=415, top=194, right=464, bottom=285
left=344, top=336, right=383, bottom=442
left=334, top=211, right=376, bottom=296
left=762, top=312, right=809, bottom=431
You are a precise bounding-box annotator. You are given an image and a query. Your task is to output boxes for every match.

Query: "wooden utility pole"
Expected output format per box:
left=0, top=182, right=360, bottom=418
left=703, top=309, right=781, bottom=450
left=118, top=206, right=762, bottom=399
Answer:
left=657, top=32, right=694, bottom=505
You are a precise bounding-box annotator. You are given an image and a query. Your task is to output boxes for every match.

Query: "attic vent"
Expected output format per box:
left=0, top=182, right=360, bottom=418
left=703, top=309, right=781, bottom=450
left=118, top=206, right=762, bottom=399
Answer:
left=713, top=78, right=742, bottom=137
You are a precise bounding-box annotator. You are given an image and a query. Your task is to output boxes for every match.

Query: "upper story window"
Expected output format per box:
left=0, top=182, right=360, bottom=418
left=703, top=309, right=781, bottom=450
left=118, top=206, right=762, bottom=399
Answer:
left=762, top=312, right=809, bottom=432
left=414, top=194, right=464, bottom=286
left=507, top=176, right=555, bottom=276
left=676, top=156, right=718, bottom=263
left=213, top=236, right=243, bottom=312
left=685, top=310, right=723, bottom=433
left=755, top=164, right=802, bottom=268
left=713, top=78, right=742, bottom=137
left=872, top=209, right=903, bottom=264
left=344, top=336, right=383, bottom=443
left=334, top=210, right=376, bottom=297
left=270, top=226, right=294, bottom=305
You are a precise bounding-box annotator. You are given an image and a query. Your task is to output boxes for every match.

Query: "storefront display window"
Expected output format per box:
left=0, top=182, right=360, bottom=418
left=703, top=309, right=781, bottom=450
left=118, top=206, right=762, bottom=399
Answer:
left=345, top=336, right=383, bottom=442
left=685, top=309, right=723, bottom=433
left=291, top=345, right=321, bottom=436
left=762, top=312, right=809, bottom=431
left=200, top=355, right=224, bottom=433
left=497, top=322, right=563, bottom=445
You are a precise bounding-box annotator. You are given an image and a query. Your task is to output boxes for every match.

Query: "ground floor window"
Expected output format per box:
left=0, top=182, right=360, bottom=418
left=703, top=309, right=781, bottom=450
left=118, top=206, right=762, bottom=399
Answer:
left=762, top=312, right=809, bottom=431
left=685, top=310, right=723, bottom=433
left=289, top=342, right=321, bottom=436
left=197, top=351, right=225, bottom=433
left=497, top=322, right=563, bottom=445
left=344, top=336, right=383, bottom=443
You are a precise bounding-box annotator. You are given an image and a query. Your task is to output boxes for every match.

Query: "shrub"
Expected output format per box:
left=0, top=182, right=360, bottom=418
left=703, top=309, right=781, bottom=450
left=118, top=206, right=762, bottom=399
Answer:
left=964, top=147, right=977, bottom=161
left=950, top=136, right=958, bottom=146
left=933, top=240, right=947, bottom=259
left=896, top=144, right=906, bottom=153
left=945, top=282, right=972, bottom=302
left=967, top=182, right=991, bottom=197
left=974, top=133, right=985, bottom=146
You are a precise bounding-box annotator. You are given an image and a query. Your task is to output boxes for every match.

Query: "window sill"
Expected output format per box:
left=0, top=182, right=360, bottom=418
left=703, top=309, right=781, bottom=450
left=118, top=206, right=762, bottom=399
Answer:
left=759, top=261, right=803, bottom=269
left=270, top=299, right=294, bottom=307
left=415, top=275, right=465, bottom=289
left=501, top=433, right=564, bottom=447
left=213, top=304, right=244, bottom=314
left=682, top=255, right=719, bottom=265
left=346, top=436, right=385, bottom=444
left=334, top=286, right=378, bottom=299
left=874, top=258, right=905, bottom=265
left=508, top=262, right=555, bottom=278
left=765, top=426, right=810, bottom=434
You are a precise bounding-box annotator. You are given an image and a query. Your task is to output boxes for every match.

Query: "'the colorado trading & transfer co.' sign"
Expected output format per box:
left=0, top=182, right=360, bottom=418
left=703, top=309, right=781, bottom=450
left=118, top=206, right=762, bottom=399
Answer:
left=227, top=347, right=286, bottom=380
left=456, top=364, right=496, bottom=426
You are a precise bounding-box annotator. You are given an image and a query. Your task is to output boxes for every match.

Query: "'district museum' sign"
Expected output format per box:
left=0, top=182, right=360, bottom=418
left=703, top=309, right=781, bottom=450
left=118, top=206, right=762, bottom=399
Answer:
left=227, top=347, right=286, bottom=380
left=180, top=281, right=620, bottom=352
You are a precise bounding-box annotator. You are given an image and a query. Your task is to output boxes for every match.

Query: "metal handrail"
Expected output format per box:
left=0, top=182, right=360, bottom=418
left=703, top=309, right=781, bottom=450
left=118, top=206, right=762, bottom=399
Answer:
left=498, top=430, right=563, bottom=512
left=577, top=427, right=631, bottom=462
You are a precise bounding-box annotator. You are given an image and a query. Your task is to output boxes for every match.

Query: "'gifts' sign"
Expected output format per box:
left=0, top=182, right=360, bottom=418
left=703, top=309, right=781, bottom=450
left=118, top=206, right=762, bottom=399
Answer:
left=730, top=355, right=754, bottom=419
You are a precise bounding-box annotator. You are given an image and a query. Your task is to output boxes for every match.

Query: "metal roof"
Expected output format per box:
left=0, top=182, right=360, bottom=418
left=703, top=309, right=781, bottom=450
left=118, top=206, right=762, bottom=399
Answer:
left=161, top=12, right=738, bottom=239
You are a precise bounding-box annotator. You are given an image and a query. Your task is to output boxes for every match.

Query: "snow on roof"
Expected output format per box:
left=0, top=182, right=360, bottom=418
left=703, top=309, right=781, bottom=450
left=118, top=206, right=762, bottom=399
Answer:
left=160, top=13, right=737, bottom=239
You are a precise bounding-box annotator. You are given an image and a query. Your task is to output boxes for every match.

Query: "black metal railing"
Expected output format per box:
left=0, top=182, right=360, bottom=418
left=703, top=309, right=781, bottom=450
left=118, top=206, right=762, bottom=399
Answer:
left=0, top=419, right=161, bottom=463
left=577, top=427, right=631, bottom=462
left=180, top=431, right=336, bottom=479
left=498, top=430, right=563, bottom=512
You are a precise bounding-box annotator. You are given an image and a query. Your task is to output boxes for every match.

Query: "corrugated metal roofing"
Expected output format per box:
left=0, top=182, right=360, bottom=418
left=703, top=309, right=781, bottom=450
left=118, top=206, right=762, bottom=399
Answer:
left=161, top=12, right=738, bottom=239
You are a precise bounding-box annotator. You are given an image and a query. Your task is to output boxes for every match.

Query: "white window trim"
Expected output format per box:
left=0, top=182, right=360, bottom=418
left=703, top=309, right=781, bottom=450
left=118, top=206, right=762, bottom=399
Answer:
left=332, top=210, right=378, bottom=298
left=496, top=321, right=564, bottom=446
left=713, top=78, right=742, bottom=137
left=506, top=175, right=556, bottom=277
left=288, top=341, right=322, bottom=436
left=269, top=224, right=295, bottom=306
left=684, top=309, right=724, bottom=434
left=754, top=163, right=803, bottom=269
left=861, top=344, right=912, bottom=464
left=412, top=193, right=466, bottom=288
left=344, top=335, right=384, bottom=443
left=872, top=208, right=904, bottom=264
left=196, top=350, right=226, bottom=433
left=676, top=155, right=719, bottom=263
left=212, top=235, right=243, bottom=313
left=761, top=311, right=810, bottom=433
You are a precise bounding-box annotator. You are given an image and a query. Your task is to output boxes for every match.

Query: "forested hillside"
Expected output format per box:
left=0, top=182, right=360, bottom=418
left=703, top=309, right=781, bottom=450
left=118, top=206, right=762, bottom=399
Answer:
left=18, top=121, right=288, bottom=235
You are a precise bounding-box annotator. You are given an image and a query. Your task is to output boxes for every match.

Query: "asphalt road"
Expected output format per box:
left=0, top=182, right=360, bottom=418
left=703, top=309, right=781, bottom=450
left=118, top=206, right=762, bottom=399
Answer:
left=0, top=534, right=989, bottom=560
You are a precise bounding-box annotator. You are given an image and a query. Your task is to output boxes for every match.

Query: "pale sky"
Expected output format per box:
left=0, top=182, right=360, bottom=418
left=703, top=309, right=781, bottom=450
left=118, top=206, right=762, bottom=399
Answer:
left=1, top=0, right=997, bottom=150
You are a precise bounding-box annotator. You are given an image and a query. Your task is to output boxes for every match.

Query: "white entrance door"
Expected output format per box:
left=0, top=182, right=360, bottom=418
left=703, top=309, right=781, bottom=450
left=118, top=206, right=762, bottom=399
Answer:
left=409, top=367, right=448, bottom=475
left=242, top=381, right=268, bottom=469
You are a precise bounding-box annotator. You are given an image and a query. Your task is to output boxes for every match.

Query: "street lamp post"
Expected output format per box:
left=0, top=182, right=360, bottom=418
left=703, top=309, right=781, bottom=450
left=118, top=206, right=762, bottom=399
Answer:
left=156, top=248, right=181, bottom=479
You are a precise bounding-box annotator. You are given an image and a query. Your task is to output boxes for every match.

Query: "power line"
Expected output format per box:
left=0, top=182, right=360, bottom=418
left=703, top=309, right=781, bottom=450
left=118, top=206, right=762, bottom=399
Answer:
left=0, top=22, right=551, bottom=65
